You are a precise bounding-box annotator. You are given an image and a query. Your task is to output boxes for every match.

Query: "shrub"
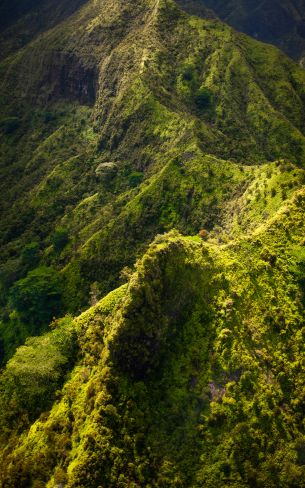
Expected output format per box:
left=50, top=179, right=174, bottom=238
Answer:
left=128, top=172, right=144, bottom=187
left=9, top=266, right=63, bottom=328
left=0, top=117, right=20, bottom=134
left=51, top=228, right=69, bottom=254
left=2, top=315, right=76, bottom=418
left=194, top=87, right=214, bottom=111
left=43, top=111, right=56, bottom=123
left=21, top=242, right=40, bottom=269
left=182, top=64, right=195, bottom=82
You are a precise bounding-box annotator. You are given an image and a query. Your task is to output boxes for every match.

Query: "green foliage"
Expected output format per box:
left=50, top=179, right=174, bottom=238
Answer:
left=185, top=0, right=305, bottom=61
left=0, top=315, right=76, bottom=428
left=0, top=116, right=20, bottom=134
left=182, top=63, right=195, bottom=82
left=109, top=236, right=212, bottom=380
left=0, top=258, right=22, bottom=305
left=1, top=210, right=305, bottom=486
left=43, top=111, right=56, bottom=123
left=128, top=171, right=144, bottom=188
left=51, top=227, right=69, bottom=254
left=21, top=242, right=40, bottom=269
left=0, top=2, right=305, bottom=486
left=9, top=266, right=63, bottom=328
left=194, top=86, right=214, bottom=111
left=0, top=0, right=305, bottom=332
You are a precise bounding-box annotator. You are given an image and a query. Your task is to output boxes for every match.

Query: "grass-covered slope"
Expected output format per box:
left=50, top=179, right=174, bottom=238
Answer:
left=1, top=185, right=305, bottom=486
left=2, top=0, right=305, bottom=361
left=177, top=0, right=305, bottom=63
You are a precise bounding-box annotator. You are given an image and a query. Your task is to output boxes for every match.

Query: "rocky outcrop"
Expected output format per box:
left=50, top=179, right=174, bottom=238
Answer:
left=36, top=51, right=98, bottom=105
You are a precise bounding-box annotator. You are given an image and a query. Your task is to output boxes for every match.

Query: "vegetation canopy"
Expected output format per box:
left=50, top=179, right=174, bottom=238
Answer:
left=0, top=0, right=305, bottom=486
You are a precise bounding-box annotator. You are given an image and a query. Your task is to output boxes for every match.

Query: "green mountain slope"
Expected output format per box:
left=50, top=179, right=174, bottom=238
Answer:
left=177, top=0, right=305, bottom=63
left=1, top=188, right=305, bottom=486
left=1, top=1, right=305, bottom=485
left=1, top=0, right=305, bottom=360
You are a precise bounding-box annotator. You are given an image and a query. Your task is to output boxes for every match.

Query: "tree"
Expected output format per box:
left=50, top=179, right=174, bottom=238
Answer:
left=89, top=282, right=100, bottom=306
left=194, top=87, right=214, bottom=111
left=21, top=242, right=40, bottom=269
left=1, top=315, right=76, bottom=418
left=198, top=229, right=208, bottom=240
left=9, top=266, right=63, bottom=328
left=0, top=116, right=20, bottom=134
left=51, top=228, right=69, bottom=254
left=128, top=171, right=144, bottom=187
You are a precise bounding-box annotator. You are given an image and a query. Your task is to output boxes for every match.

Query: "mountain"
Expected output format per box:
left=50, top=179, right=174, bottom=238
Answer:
left=0, top=0, right=88, bottom=63
left=177, top=0, right=305, bottom=63
left=1, top=198, right=305, bottom=486
left=0, top=0, right=305, bottom=486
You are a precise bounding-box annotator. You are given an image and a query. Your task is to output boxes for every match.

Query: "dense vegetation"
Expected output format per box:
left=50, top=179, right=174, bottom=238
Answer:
left=0, top=0, right=305, bottom=486
left=1, top=205, right=305, bottom=486
left=177, top=0, right=305, bottom=63
left=2, top=0, right=305, bottom=358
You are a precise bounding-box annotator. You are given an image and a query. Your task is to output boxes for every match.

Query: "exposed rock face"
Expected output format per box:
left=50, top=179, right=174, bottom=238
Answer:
left=1, top=49, right=98, bottom=105
left=36, top=51, right=98, bottom=105
left=176, top=0, right=305, bottom=61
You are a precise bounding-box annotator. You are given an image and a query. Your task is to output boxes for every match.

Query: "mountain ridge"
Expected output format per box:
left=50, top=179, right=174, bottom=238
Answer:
left=2, top=0, right=305, bottom=350
left=1, top=186, right=305, bottom=485
left=0, top=1, right=305, bottom=486
left=176, top=0, right=305, bottom=63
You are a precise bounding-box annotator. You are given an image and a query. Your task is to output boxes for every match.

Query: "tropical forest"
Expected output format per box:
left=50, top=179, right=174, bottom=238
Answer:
left=0, top=0, right=305, bottom=486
